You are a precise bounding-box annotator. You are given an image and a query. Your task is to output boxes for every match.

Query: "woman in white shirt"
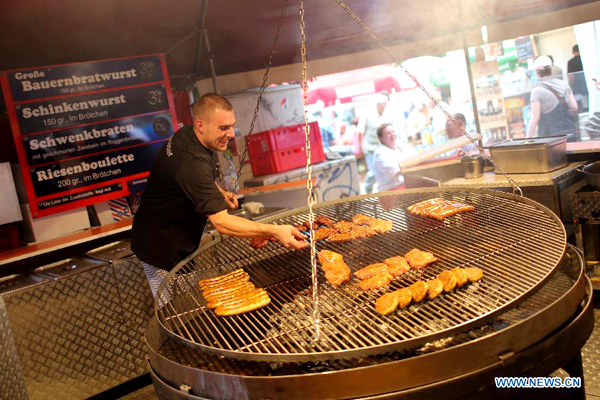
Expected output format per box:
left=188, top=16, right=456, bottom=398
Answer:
left=373, top=123, right=419, bottom=192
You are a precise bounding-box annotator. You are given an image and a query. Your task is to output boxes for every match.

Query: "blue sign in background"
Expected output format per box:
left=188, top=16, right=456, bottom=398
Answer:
left=16, top=84, right=169, bottom=135
left=24, top=112, right=173, bottom=165
left=8, top=55, right=164, bottom=101
left=30, top=141, right=166, bottom=197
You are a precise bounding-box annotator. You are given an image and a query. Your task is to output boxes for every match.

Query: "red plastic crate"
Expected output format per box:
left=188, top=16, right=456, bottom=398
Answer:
left=248, top=122, right=326, bottom=176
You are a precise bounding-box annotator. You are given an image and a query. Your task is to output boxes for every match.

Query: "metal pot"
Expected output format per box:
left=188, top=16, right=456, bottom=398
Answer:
left=461, top=155, right=483, bottom=179
left=579, top=161, right=600, bottom=189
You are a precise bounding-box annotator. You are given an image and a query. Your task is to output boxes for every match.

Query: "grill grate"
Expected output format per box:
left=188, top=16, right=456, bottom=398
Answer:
left=155, top=189, right=566, bottom=362
left=153, top=266, right=575, bottom=376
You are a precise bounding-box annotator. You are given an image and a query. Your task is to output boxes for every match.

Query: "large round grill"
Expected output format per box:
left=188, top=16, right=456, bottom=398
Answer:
left=155, top=188, right=566, bottom=362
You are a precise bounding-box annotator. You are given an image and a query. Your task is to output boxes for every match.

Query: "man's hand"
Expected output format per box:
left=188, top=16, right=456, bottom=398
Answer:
left=223, top=192, right=238, bottom=211
left=270, top=225, right=308, bottom=250
left=215, top=181, right=238, bottom=211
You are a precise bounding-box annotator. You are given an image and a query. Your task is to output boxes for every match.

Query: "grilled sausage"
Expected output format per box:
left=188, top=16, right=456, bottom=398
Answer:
left=450, top=268, right=468, bottom=287
left=375, top=292, right=399, bottom=315
left=408, top=281, right=429, bottom=303
left=464, top=267, right=484, bottom=282
left=395, top=288, right=413, bottom=309
left=426, top=279, right=444, bottom=300
left=438, top=270, right=458, bottom=292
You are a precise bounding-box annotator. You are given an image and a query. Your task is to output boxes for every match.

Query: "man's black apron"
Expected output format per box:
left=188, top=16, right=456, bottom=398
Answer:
left=537, top=84, right=577, bottom=138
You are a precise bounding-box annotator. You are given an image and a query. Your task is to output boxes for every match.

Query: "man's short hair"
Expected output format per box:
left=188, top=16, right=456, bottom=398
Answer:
left=193, top=93, right=233, bottom=121
left=572, top=44, right=579, bottom=53
left=451, top=113, right=466, bottom=126
left=377, top=123, right=392, bottom=139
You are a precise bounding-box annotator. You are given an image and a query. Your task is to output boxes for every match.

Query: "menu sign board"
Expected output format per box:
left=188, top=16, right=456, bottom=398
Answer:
left=515, top=36, right=534, bottom=63
left=1, top=54, right=178, bottom=217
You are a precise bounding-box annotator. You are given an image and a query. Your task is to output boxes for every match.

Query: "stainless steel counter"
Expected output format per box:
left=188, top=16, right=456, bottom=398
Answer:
left=443, top=162, right=585, bottom=188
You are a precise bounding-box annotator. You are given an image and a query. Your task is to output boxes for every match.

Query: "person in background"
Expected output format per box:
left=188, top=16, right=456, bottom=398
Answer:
left=547, top=55, right=563, bottom=79
left=406, top=103, right=431, bottom=145
left=312, top=110, right=336, bottom=149
left=527, top=56, right=578, bottom=139
left=429, top=94, right=451, bottom=145
left=567, top=44, right=589, bottom=112
left=361, top=92, right=394, bottom=193
left=131, top=93, right=307, bottom=296
left=373, top=123, right=418, bottom=192
left=444, top=113, right=479, bottom=157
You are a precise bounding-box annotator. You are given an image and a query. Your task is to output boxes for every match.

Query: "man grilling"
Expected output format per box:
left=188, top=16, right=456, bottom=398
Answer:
left=132, top=93, right=307, bottom=296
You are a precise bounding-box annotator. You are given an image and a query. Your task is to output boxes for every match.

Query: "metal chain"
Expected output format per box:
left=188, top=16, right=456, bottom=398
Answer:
left=233, top=0, right=289, bottom=193
left=300, top=0, right=321, bottom=343
left=334, top=0, right=523, bottom=199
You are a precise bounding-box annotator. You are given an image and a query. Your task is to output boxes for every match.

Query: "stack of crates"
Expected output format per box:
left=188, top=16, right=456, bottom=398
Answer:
left=247, top=121, right=326, bottom=176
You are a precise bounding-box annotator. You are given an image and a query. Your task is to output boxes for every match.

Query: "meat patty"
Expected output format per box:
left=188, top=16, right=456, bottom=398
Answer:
left=368, top=219, right=393, bottom=233
left=303, top=221, right=319, bottom=230
left=395, top=288, right=413, bottom=309
left=405, top=248, right=438, bottom=269
left=438, top=270, right=458, bottom=292
left=333, top=221, right=354, bottom=231
left=384, top=256, right=410, bottom=277
left=313, top=227, right=336, bottom=241
left=327, top=232, right=353, bottom=242
left=355, top=263, right=389, bottom=280
left=426, top=279, right=444, bottom=300
left=450, top=268, right=468, bottom=287
left=250, top=237, right=269, bottom=249
left=350, top=225, right=377, bottom=239
left=352, top=214, right=375, bottom=225
left=318, top=250, right=351, bottom=287
left=375, top=292, right=399, bottom=315
left=318, top=250, right=344, bottom=264
left=359, top=273, right=393, bottom=291
left=315, top=215, right=335, bottom=227
left=408, top=280, right=429, bottom=303
left=464, top=267, right=484, bottom=282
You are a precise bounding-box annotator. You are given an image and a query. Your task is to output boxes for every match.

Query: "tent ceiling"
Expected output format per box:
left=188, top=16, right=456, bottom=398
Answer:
left=0, top=0, right=597, bottom=88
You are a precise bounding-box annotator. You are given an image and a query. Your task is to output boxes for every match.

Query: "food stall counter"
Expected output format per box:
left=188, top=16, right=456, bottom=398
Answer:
left=442, top=162, right=585, bottom=188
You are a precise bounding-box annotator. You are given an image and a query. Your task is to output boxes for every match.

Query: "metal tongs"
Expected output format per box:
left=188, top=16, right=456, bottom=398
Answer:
left=301, top=229, right=334, bottom=263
